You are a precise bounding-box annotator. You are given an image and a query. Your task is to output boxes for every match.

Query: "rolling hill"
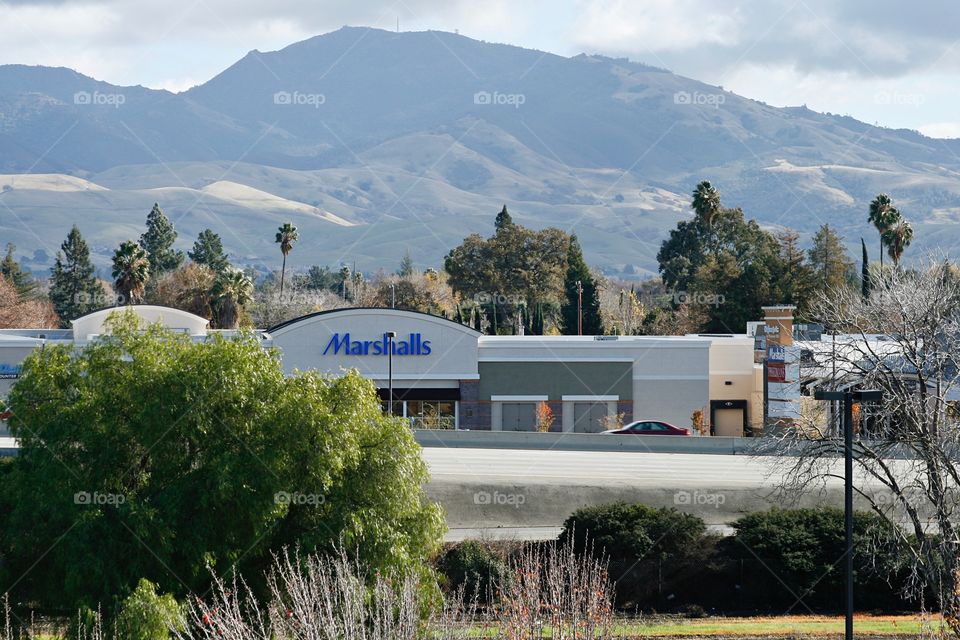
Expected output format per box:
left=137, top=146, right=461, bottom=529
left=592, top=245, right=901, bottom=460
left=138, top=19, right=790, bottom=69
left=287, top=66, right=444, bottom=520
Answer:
left=1, top=26, right=959, bottom=278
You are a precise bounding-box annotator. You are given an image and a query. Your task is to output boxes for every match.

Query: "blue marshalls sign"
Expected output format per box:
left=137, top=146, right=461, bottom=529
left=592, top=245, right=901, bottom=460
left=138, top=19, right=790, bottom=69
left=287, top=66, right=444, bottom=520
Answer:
left=322, top=332, right=432, bottom=356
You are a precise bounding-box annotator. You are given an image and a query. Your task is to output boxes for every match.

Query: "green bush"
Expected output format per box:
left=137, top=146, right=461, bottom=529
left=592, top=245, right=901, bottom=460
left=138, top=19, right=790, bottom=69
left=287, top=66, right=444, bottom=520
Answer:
left=731, top=507, right=908, bottom=610
left=114, top=579, right=183, bottom=640
left=438, top=541, right=509, bottom=602
left=558, top=502, right=712, bottom=609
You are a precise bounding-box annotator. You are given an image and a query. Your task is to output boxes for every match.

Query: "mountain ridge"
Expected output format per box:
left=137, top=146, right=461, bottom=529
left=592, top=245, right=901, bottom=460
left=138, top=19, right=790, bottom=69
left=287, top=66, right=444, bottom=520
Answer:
left=1, top=26, right=959, bottom=278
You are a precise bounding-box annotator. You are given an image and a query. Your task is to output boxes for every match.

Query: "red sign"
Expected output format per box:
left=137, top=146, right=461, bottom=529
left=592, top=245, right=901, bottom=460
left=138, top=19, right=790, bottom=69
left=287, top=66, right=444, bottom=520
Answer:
left=768, top=362, right=786, bottom=382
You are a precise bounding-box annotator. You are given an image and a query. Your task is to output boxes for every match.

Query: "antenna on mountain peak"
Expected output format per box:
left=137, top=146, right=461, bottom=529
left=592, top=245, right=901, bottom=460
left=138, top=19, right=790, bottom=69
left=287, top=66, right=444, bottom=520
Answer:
left=396, top=16, right=399, bottom=32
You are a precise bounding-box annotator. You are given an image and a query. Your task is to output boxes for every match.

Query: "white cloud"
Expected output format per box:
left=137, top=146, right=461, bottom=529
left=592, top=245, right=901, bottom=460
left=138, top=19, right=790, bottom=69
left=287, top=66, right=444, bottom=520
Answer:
left=918, top=123, right=960, bottom=140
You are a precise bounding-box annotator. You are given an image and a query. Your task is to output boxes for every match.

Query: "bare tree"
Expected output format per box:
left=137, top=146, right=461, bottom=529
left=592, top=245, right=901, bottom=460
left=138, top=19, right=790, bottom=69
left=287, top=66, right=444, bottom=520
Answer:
left=763, top=261, right=960, bottom=633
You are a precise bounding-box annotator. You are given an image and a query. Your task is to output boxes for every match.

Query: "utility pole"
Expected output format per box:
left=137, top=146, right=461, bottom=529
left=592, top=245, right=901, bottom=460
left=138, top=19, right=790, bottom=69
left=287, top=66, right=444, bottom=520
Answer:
left=576, top=280, right=583, bottom=336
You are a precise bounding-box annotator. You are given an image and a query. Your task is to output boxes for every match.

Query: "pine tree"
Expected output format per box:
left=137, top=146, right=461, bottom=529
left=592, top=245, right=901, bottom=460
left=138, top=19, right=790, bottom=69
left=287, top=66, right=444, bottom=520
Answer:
left=49, top=226, right=101, bottom=324
left=398, top=250, right=415, bottom=277
left=494, top=205, right=513, bottom=233
left=560, top=235, right=603, bottom=335
left=807, top=224, right=854, bottom=294
left=188, top=229, right=230, bottom=273
left=861, top=238, right=871, bottom=300
left=139, top=203, right=183, bottom=276
left=1, top=243, right=37, bottom=299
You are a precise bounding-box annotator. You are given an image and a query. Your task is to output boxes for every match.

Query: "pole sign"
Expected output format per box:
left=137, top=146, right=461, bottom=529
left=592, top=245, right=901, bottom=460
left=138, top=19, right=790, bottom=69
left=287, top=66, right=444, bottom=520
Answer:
left=767, top=345, right=785, bottom=362
left=0, top=364, right=22, bottom=380
left=322, top=332, right=432, bottom=356
left=768, top=362, right=786, bottom=382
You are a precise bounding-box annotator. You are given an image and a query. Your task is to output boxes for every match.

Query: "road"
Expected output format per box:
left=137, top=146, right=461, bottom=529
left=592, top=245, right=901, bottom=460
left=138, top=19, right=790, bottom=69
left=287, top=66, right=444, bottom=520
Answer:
left=422, top=447, right=891, bottom=541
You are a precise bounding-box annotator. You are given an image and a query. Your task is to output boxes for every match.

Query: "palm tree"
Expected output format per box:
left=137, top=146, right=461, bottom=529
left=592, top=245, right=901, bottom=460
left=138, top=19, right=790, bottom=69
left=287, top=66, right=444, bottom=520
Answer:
left=868, top=194, right=900, bottom=268
left=275, top=222, right=299, bottom=296
left=111, top=240, right=150, bottom=304
left=211, top=268, right=253, bottom=329
left=691, top=181, right=722, bottom=227
left=883, top=219, right=914, bottom=266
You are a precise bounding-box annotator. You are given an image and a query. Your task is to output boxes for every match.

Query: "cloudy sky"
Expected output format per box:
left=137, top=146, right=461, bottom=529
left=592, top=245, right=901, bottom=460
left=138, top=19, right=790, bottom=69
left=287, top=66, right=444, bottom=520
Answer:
left=3, top=0, right=959, bottom=137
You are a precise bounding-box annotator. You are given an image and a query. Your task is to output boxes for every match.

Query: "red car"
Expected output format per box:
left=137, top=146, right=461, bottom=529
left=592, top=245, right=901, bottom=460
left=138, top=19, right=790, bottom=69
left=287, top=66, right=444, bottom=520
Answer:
left=602, top=420, right=690, bottom=435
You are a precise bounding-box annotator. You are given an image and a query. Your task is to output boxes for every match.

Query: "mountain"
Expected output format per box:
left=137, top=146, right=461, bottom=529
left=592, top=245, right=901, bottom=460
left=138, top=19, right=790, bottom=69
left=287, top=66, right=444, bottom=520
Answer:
left=2, top=26, right=960, bottom=278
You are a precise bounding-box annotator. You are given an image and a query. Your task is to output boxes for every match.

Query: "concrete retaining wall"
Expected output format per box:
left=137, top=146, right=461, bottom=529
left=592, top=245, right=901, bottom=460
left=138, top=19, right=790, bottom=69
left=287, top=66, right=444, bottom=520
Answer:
left=415, top=429, right=756, bottom=454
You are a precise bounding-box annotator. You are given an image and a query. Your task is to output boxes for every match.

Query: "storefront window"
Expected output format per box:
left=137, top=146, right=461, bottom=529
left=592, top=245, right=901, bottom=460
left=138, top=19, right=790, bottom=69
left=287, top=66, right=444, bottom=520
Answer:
left=381, top=400, right=457, bottom=429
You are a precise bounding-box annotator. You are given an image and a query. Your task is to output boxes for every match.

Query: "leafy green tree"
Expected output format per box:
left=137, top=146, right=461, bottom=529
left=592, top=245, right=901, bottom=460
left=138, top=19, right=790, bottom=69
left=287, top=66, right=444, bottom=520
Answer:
left=494, top=204, right=513, bottom=232
left=657, top=183, right=786, bottom=332
left=211, top=268, right=253, bottom=329
left=187, top=229, right=230, bottom=273
left=868, top=194, right=900, bottom=268
left=49, top=225, right=101, bottom=324
left=807, top=224, right=854, bottom=295
left=1, top=243, right=37, bottom=299
left=446, top=210, right=568, bottom=334
left=861, top=238, right=871, bottom=300
left=560, top=235, right=603, bottom=335
left=1, top=312, right=443, bottom=610
left=883, top=218, right=914, bottom=265
left=112, top=240, right=151, bottom=304
left=275, top=222, right=299, bottom=296
left=139, top=203, right=183, bottom=277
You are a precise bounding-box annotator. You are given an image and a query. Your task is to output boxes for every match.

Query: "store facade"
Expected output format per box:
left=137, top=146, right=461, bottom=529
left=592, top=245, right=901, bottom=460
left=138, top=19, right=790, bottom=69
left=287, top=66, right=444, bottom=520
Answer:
left=0, top=306, right=759, bottom=435
left=268, top=308, right=754, bottom=433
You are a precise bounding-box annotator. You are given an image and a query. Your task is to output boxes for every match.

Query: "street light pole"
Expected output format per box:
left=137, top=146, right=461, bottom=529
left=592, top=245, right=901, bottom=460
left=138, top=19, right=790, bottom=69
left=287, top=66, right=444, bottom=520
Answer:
left=386, top=331, right=397, bottom=416
left=576, top=280, right=583, bottom=335
left=843, top=392, right=854, bottom=640
left=814, top=388, right=882, bottom=640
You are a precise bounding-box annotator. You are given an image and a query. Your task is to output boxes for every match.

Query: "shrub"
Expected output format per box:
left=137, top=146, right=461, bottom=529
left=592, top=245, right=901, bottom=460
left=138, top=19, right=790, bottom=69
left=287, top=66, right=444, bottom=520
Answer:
left=114, top=579, right=183, bottom=640
left=731, top=507, right=910, bottom=611
left=438, top=541, right=509, bottom=602
left=558, top=502, right=712, bottom=609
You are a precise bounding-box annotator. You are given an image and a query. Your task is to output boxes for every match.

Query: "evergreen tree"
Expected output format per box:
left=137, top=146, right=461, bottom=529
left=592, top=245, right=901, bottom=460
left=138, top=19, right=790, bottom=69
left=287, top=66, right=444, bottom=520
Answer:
left=398, top=250, right=415, bottom=277
left=807, top=224, right=854, bottom=294
left=494, top=205, right=513, bottom=233
left=188, top=229, right=230, bottom=273
left=560, top=235, right=603, bottom=335
left=533, top=302, right=545, bottom=335
left=139, top=203, right=183, bottom=276
left=49, top=226, right=101, bottom=325
left=861, top=238, right=871, bottom=300
left=775, top=230, right=815, bottom=311
left=1, top=243, right=37, bottom=299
